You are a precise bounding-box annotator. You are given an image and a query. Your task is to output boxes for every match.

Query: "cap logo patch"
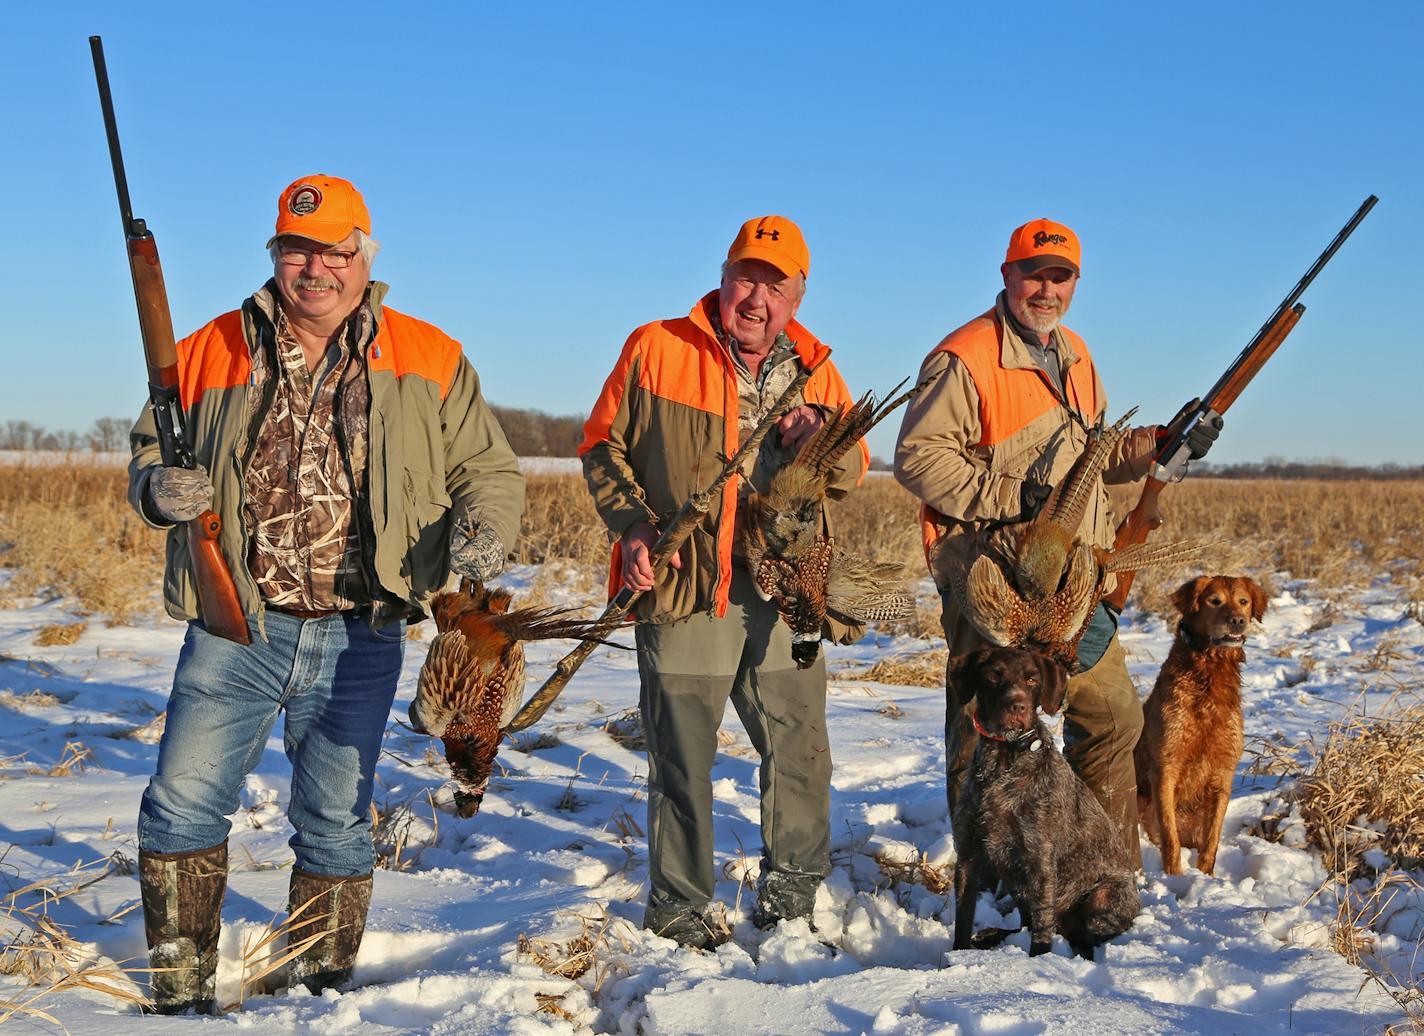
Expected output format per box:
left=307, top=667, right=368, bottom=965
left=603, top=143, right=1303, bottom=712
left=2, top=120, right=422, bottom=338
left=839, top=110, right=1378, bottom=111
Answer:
left=755, top=228, right=781, bottom=241
left=1033, top=230, right=1068, bottom=249
left=289, top=185, right=322, bottom=216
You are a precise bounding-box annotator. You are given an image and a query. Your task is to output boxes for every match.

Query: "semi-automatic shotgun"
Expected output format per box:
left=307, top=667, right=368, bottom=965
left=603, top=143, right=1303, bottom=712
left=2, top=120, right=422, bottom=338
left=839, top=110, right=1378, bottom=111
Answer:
left=90, top=36, right=250, bottom=644
left=1105, top=194, right=1378, bottom=611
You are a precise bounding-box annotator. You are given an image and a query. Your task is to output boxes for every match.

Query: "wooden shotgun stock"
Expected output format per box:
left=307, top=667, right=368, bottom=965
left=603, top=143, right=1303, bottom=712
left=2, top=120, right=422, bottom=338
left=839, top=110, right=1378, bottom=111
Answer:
left=91, top=36, right=250, bottom=644
left=1105, top=195, right=1377, bottom=611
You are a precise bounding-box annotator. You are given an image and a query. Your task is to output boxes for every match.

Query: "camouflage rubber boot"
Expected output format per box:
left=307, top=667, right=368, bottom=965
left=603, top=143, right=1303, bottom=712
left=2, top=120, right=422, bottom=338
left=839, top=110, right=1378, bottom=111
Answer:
left=286, top=870, right=373, bottom=994
left=643, top=901, right=727, bottom=952
left=138, top=843, right=228, bottom=1014
left=751, top=870, right=821, bottom=930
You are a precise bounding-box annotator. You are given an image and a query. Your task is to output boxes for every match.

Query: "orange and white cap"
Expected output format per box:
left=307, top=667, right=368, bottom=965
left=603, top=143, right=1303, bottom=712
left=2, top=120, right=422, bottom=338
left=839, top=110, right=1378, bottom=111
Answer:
left=726, top=215, right=810, bottom=279
left=1004, top=218, right=1080, bottom=275
left=267, top=175, right=371, bottom=247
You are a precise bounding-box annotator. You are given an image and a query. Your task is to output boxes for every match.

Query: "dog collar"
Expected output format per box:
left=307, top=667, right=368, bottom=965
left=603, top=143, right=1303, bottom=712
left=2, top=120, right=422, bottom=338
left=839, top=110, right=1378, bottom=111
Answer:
left=971, top=712, right=1041, bottom=752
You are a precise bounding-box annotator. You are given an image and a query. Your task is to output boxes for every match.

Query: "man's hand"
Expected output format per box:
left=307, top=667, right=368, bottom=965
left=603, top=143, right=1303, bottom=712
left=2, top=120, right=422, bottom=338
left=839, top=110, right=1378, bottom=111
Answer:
left=146, top=465, right=214, bottom=523
left=449, top=513, right=507, bottom=582
left=778, top=405, right=824, bottom=454
left=1161, top=397, right=1224, bottom=461
left=619, top=520, right=680, bottom=592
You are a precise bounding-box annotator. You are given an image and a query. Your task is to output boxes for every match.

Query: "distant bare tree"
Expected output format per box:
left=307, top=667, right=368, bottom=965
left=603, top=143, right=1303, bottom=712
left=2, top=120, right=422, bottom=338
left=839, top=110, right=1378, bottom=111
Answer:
left=89, top=417, right=130, bottom=452
left=489, top=404, right=584, bottom=456
left=0, top=420, right=41, bottom=449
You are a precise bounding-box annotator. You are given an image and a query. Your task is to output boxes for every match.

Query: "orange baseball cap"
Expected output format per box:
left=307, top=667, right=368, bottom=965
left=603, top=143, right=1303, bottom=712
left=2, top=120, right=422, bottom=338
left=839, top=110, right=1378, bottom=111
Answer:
left=1004, top=218, right=1081, bottom=275
left=726, top=215, right=810, bottom=279
left=267, top=174, right=371, bottom=247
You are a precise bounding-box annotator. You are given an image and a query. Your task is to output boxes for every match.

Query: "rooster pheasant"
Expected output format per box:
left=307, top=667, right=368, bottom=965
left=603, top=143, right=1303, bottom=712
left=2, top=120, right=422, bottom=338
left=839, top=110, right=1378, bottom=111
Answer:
left=938, top=409, right=1206, bottom=670
left=410, top=583, right=612, bottom=817
left=742, top=379, right=927, bottom=668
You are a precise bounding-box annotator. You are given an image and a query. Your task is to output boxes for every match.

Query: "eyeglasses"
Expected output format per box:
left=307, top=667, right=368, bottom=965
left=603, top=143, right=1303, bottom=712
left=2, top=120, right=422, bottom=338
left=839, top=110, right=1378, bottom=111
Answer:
left=275, top=245, right=359, bottom=269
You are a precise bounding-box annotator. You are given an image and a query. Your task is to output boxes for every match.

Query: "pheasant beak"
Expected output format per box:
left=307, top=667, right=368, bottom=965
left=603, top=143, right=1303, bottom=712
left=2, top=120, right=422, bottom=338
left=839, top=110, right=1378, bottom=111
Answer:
left=454, top=788, right=485, bottom=817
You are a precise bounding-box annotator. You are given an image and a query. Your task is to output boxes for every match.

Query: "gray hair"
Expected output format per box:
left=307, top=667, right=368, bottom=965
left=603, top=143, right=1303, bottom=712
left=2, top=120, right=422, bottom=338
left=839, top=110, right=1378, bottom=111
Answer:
left=269, top=228, right=380, bottom=266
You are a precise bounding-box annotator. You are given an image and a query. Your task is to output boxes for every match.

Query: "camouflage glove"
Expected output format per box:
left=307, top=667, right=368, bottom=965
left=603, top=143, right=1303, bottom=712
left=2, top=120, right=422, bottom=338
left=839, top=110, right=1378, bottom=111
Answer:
left=1160, top=398, right=1224, bottom=461
left=145, top=465, right=214, bottom=523
left=449, top=512, right=507, bottom=582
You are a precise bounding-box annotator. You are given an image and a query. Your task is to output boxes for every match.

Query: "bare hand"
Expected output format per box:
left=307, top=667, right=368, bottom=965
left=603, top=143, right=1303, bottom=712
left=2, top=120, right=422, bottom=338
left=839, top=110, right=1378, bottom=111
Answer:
left=778, top=405, right=824, bottom=453
left=619, top=521, right=680, bottom=592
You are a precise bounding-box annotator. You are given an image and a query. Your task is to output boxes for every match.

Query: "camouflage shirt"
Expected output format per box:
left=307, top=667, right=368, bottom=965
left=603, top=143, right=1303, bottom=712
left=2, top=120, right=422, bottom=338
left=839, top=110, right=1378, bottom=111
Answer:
left=243, top=305, right=372, bottom=611
left=711, top=311, right=806, bottom=550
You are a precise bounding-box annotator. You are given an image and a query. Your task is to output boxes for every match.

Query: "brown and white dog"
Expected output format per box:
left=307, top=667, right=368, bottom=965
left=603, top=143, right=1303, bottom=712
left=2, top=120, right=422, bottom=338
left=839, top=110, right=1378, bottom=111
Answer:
left=1134, top=575, right=1269, bottom=876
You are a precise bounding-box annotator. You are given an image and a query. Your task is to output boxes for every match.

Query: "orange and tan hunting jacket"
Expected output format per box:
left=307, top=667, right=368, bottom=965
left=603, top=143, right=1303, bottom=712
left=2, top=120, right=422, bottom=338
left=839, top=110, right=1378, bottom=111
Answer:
left=580, top=291, right=868, bottom=624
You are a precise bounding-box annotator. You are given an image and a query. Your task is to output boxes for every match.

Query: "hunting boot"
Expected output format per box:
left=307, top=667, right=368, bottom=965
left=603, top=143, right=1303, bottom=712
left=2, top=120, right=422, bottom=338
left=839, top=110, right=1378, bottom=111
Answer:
left=751, top=870, right=821, bottom=930
left=643, top=900, right=728, bottom=952
left=138, top=842, right=228, bottom=1014
left=286, top=869, right=373, bottom=994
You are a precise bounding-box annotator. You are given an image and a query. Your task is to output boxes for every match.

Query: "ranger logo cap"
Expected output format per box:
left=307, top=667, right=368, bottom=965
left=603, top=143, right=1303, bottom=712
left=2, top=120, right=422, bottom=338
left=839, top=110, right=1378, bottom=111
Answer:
left=268, top=174, right=371, bottom=247
left=726, top=215, right=810, bottom=279
left=1005, top=218, right=1080, bottom=275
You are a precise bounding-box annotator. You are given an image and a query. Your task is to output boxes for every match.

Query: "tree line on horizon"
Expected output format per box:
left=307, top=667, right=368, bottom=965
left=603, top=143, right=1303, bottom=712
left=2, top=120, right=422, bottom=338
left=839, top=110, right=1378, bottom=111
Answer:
left=2, top=414, right=1418, bottom=479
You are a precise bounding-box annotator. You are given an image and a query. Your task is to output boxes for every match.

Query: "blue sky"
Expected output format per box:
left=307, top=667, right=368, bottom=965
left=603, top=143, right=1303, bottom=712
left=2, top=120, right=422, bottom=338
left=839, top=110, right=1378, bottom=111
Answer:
left=2, top=2, right=1418, bottom=464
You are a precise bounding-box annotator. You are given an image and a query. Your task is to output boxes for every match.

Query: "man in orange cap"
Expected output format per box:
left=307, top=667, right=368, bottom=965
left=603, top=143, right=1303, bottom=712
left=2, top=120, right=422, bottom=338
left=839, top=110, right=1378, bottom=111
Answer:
left=893, top=219, right=1221, bottom=869
left=127, top=175, right=523, bottom=1011
left=581, top=216, right=868, bottom=949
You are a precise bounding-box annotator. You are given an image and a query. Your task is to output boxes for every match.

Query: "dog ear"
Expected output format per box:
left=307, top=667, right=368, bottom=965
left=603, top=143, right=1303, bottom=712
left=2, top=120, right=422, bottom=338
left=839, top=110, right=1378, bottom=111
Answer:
left=945, top=651, right=979, bottom=709
left=1244, top=578, right=1269, bottom=622
left=1036, top=653, right=1068, bottom=716
left=1171, top=577, right=1208, bottom=617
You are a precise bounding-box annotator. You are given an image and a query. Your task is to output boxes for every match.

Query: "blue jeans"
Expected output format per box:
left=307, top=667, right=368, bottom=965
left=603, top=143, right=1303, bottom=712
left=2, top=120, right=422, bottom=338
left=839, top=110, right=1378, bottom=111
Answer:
left=138, top=610, right=405, bottom=876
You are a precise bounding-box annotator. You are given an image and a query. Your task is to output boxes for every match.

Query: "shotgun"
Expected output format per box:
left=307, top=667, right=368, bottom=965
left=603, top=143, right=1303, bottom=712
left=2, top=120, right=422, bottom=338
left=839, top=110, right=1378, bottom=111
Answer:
left=1105, top=194, right=1378, bottom=611
left=507, top=356, right=829, bottom=731
left=91, top=36, right=250, bottom=644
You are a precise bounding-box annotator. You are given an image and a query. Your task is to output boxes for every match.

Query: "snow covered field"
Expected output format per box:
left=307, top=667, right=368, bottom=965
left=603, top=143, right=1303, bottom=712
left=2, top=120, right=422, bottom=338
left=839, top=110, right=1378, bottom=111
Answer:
left=0, top=564, right=1419, bottom=1034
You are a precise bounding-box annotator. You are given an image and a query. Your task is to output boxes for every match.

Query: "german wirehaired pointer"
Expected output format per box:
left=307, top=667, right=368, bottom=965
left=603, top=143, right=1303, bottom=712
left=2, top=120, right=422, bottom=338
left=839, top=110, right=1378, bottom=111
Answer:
left=950, top=647, right=1139, bottom=959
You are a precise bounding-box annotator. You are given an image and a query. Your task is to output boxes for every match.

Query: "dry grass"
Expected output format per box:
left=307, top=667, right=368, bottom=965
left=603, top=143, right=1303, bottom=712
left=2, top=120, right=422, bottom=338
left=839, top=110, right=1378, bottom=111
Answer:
left=1245, top=702, right=1424, bottom=1029
left=0, top=852, right=150, bottom=1021
left=369, top=789, right=440, bottom=872
left=0, top=460, right=164, bottom=623
left=517, top=909, right=634, bottom=991
left=602, top=707, right=645, bottom=751
left=875, top=850, right=953, bottom=896
left=1294, top=703, right=1424, bottom=875
left=839, top=649, right=948, bottom=688
left=225, top=889, right=333, bottom=1010
left=2, top=461, right=1421, bottom=628
left=33, top=622, right=86, bottom=647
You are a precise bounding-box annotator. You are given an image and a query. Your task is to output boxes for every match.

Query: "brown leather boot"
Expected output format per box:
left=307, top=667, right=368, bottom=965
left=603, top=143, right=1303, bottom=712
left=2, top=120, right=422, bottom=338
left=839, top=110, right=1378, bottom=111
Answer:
left=138, top=843, right=227, bottom=1014
left=286, top=869, right=372, bottom=994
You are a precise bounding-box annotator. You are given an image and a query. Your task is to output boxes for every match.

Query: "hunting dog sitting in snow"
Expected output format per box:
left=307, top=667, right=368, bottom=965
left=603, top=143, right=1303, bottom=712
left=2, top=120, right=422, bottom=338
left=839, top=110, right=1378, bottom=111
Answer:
left=950, top=648, right=1139, bottom=959
left=1135, top=575, right=1269, bottom=876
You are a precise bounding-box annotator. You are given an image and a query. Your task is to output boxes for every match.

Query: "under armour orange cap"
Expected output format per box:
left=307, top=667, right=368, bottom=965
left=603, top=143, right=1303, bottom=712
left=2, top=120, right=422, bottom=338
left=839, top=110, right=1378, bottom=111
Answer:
left=267, top=175, right=371, bottom=247
left=1005, top=218, right=1080, bottom=275
left=726, top=215, right=810, bottom=279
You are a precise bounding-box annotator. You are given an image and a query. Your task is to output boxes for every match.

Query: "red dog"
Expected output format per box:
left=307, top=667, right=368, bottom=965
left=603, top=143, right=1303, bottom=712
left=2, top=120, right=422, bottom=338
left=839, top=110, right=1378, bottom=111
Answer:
left=1134, top=575, right=1268, bottom=875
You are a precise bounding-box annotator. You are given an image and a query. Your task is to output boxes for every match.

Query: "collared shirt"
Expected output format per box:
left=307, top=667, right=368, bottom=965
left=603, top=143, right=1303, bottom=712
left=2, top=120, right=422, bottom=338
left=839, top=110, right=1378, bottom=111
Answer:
left=999, top=291, right=1067, bottom=401
left=243, top=304, right=372, bottom=611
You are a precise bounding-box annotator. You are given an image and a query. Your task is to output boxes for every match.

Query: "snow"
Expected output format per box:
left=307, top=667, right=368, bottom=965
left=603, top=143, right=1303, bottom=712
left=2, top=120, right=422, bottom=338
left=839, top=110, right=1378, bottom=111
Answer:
left=0, top=566, right=1419, bottom=1034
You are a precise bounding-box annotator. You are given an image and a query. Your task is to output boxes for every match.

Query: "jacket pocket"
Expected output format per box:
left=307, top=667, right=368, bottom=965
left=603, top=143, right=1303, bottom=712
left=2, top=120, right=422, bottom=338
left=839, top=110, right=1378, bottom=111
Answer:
left=401, top=469, right=452, bottom=595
